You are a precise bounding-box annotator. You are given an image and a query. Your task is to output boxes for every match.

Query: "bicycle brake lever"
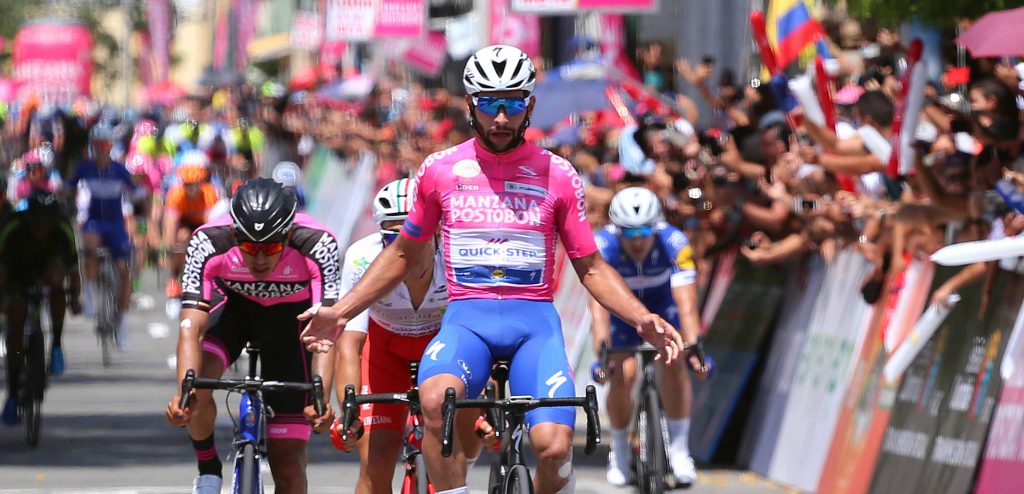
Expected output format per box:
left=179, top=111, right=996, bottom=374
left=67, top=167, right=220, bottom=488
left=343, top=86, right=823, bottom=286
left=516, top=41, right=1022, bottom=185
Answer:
left=179, top=369, right=195, bottom=411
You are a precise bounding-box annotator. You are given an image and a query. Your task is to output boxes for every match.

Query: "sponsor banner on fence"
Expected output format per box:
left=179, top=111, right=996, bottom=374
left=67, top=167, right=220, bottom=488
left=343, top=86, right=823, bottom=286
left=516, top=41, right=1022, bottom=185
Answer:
left=766, top=249, right=875, bottom=492
left=291, top=11, right=322, bottom=50
left=12, top=21, right=92, bottom=103
left=690, top=253, right=787, bottom=462
left=511, top=0, right=657, bottom=14
left=490, top=0, right=540, bottom=57
left=740, top=255, right=827, bottom=473
left=325, top=0, right=425, bottom=42
left=816, top=258, right=933, bottom=494
left=146, top=0, right=172, bottom=82
left=869, top=268, right=1024, bottom=493
left=976, top=302, right=1024, bottom=493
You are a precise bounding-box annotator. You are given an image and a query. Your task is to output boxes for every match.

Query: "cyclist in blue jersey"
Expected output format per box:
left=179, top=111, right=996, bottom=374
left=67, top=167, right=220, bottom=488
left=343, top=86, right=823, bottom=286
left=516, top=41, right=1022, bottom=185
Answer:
left=591, top=187, right=707, bottom=487
left=67, top=123, right=135, bottom=347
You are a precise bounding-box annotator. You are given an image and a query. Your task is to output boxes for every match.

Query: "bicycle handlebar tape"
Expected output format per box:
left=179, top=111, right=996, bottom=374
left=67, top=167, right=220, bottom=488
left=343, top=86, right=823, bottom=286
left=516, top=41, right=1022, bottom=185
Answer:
left=340, top=384, right=357, bottom=442
left=441, top=387, right=457, bottom=458
left=584, top=385, right=601, bottom=455
left=179, top=369, right=196, bottom=410
left=312, top=376, right=325, bottom=418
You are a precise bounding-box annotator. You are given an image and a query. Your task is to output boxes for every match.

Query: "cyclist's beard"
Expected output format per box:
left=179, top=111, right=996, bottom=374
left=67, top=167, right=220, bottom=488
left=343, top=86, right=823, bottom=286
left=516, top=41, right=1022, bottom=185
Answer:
left=469, top=107, right=530, bottom=154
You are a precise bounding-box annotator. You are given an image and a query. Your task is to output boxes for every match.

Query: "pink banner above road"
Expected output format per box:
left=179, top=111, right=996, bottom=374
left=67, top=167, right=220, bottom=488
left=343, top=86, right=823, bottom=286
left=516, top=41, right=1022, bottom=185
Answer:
left=325, top=0, right=425, bottom=42
left=490, top=0, right=540, bottom=57
left=12, top=21, right=93, bottom=103
left=511, top=0, right=656, bottom=14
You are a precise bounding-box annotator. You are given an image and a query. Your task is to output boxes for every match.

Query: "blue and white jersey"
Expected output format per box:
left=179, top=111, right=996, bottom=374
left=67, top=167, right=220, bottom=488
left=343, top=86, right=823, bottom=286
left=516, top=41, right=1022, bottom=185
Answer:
left=68, top=159, right=133, bottom=223
left=595, top=221, right=697, bottom=303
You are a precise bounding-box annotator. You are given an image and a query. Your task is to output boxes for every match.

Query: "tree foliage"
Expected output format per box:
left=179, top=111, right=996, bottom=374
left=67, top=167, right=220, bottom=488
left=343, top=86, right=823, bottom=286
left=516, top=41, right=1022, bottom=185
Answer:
left=840, top=0, right=1024, bottom=26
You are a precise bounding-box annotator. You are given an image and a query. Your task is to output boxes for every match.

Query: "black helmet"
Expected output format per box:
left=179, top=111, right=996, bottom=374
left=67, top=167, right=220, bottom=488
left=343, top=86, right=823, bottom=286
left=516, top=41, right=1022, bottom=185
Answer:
left=230, top=178, right=297, bottom=242
left=25, top=190, right=61, bottom=216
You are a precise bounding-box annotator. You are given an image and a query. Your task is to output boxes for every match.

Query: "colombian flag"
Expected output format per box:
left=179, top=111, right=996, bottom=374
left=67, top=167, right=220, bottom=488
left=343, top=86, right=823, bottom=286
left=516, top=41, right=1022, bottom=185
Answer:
left=767, top=0, right=825, bottom=69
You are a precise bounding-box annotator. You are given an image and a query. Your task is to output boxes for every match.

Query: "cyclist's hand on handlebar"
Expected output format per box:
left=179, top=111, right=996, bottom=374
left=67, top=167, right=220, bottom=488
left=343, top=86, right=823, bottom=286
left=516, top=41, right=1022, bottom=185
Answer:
left=165, top=394, right=193, bottom=427
left=304, top=403, right=335, bottom=434
left=474, top=414, right=500, bottom=452
left=635, top=314, right=684, bottom=364
left=329, top=417, right=363, bottom=452
left=297, top=302, right=346, bottom=353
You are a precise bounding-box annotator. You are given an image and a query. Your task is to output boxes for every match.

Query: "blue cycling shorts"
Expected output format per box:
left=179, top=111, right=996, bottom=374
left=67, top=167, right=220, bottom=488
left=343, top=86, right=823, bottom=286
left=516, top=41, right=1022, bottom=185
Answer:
left=417, top=299, right=576, bottom=428
left=610, top=298, right=680, bottom=348
left=83, top=219, right=132, bottom=261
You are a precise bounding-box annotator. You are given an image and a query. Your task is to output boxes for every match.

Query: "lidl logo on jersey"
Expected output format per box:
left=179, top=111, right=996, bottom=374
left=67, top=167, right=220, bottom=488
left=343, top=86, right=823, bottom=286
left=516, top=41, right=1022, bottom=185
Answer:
left=449, top=194, right=542, bottom=226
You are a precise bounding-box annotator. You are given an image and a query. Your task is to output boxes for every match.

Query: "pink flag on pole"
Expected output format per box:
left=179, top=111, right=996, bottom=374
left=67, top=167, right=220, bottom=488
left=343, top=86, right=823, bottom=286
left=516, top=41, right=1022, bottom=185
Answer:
left=490, top=0, right=540, bottom=57
left=404, top=32, right=448, bottom=77
left=234, top=0, right=258, bottom=72
left=146, top=0, right=171, bottom=81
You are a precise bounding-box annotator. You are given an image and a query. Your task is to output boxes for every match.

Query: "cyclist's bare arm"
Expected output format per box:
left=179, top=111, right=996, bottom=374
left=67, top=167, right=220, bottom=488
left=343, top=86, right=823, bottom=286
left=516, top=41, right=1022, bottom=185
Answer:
left=300, top=236, right=431, bottom=350
left=671, top=284, right=701, bottom=346
left=161, top=208, right=181, bottom=251
left=588, top=295, right=612, bottom=356
left=333, top=330, right=366, bottom=406
left=167, top=307, right=210, bottom=425
left=572, top=252, right=683, bottom=363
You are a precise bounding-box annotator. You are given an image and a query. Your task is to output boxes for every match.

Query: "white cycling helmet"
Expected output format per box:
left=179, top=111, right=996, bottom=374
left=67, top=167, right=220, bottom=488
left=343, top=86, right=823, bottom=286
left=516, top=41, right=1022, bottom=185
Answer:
left=463, top=45, right=536, bottom=96
left=609, top=187, right=662, bottom=228
left=373, top=178, right=416, bottom=224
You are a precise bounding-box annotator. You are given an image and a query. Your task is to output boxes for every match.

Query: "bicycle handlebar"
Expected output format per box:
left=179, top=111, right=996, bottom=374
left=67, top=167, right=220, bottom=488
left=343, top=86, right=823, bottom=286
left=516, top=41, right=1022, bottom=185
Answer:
left=179, top=369, right=325, bottom=417
left=597, top=340, right=709, bottom=376
left=440, top=385, right=602, bottom=458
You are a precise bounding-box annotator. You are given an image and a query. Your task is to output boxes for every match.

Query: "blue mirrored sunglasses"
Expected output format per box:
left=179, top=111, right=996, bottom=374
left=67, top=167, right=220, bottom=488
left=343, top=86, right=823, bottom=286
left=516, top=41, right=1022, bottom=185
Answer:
left=620, top=226, right=654, bottom=239
left=381, top=230, right=400, bottom=247
left=472, top=96, right=530, bottom=117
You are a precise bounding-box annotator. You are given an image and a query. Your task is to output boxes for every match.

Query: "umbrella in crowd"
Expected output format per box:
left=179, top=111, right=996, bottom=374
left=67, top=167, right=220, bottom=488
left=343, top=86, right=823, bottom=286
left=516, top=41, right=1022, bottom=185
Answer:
left=955, top=6, right=1024, bottom=57
left=531, top=60, right=617, bottom=129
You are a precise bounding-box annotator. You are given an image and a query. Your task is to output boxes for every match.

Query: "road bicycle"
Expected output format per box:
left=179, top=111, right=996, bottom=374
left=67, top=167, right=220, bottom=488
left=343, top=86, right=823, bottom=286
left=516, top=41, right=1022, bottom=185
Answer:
left=440, top=360, right=601, bottom=494
left=597, top=341, right=707, bottom=494
left=94, top=248, right=119, bottom=366
left=18, top=286, right=48, bottom=447
left=179, top=345, right=325, bottom=494
left=337, top=361, right=433, bottom=494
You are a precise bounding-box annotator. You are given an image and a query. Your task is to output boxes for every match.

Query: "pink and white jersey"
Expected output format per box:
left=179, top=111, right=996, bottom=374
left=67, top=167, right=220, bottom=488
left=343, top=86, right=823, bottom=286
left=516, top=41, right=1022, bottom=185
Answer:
left=181, top=213, right=341, bottom=311
left=401, top=138, right=597, bottom=301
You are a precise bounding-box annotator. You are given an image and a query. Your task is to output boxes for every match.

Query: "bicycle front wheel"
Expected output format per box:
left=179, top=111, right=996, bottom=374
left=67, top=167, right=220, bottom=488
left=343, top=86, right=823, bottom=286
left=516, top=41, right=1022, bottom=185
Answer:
left=641, top=388, right=667, bottom=494
left=25, top=327, right=46, bottom=447
left=414, top=453, right=430, bottom=494
left=237, top=442, right=258, bottom=494
left=503, top=464, right=532, bottom=494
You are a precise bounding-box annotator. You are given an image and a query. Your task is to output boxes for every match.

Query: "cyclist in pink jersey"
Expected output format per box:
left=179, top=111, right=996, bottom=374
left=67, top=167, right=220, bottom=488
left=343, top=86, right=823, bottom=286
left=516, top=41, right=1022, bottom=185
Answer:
left=301, top=45, right=685, bottom=494
left=166, top=178, right=337, bottom=494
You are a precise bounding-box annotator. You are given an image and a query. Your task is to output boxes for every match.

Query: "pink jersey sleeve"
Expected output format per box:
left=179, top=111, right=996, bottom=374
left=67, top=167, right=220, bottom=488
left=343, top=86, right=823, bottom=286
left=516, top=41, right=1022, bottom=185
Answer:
left=401, top=153, right=444, bottom=242
left=549, top=153, right=598, bottom=259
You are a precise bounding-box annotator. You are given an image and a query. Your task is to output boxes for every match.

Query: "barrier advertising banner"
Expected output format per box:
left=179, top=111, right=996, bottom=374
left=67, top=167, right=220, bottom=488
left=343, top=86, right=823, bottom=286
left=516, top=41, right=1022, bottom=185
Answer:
left=816, top=258, right=933, bottom=494
left=869, top=267, right=1024, bottom=494
left=511, top=0, right=657, bottom=14
left=403, top=32, right=449, bottom=77
left=325, top=0, right=425, bottom=42
left=741, top=255, right=827, bottom=473
left=12, top=21, right=92, bottom=103
left=976, top=302, right=1024, bottom=493
left=690, top=254, right=787, bottom=462
left=766, top=249, right=875, bottom=492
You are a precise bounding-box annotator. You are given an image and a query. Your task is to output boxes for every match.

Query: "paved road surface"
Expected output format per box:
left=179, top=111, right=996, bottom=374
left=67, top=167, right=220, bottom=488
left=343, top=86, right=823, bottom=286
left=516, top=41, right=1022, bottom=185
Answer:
left=0, top=271, right=792, bottom=493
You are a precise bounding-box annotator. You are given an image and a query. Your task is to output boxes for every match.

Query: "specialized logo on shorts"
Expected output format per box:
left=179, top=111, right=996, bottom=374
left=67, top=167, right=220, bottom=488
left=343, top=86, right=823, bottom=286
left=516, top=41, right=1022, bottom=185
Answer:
left=222, top=280, right=308, bottom=298
left=458, top=359, right=473, bottom=382
left=453, top=159, right=481, bottom=179
left=309, top=232, right=341, bottom=300
left=182, top=230, right=216, bottom=296
left=545, top=370, right=568, bottom=398
left=425, top=341, right=446, bottom=361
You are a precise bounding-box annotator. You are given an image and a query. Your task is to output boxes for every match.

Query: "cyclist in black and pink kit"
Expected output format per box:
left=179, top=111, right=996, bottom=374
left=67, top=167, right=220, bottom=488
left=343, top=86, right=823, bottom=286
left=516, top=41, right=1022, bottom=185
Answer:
left=165, top=178, right=338, bottom=494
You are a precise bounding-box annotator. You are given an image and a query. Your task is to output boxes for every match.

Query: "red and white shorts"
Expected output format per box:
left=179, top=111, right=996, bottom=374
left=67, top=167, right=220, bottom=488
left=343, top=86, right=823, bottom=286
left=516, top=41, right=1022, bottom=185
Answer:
left=359, top=320, right=437, bottom=432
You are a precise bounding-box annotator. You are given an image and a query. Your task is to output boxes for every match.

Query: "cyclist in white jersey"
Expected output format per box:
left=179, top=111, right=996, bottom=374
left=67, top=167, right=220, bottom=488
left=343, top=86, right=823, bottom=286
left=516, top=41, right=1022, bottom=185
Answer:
left=332, top=179, right=483, bottom=493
